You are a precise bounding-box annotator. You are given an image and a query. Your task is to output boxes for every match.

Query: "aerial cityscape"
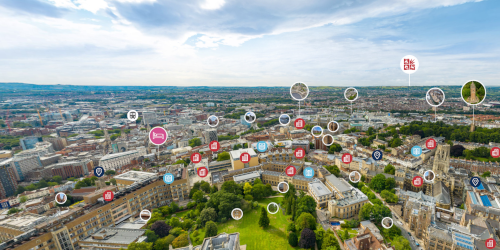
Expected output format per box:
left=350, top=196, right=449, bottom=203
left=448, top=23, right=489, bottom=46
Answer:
left=1, top=0, right=500, bottom=250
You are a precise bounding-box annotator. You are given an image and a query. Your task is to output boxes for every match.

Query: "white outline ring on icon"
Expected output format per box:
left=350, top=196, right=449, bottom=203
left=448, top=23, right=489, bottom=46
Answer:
left=244, top=111, right=256, bottom=124
left=381, top=217, right=393, bottom=229
left=426, top=87, right=445, bottom=107
left=327, top=121, right=340, bottom=133
left=231, top=208, right=243, bottom=220
left=424, top=170, right=435, bottom=182
left=344, top=87, right=359, bottom=102
left=311, top=125, right=323, bottom=138
left=279, top=114, right=291, bottom=126
left=290, top=82, right=309, bottom=101
left=322, top=134, right=334, bottom=146
left=277, top=182, right=289, bottom=194
left=207, top=115, right=219, bottom=127
left=267, top=202, right=279, bottom=214
left=55, top=192, right=67, bottom=205
left=140, top=210, right=151, bottom=222
left=349, top=171, right=361, bottom=183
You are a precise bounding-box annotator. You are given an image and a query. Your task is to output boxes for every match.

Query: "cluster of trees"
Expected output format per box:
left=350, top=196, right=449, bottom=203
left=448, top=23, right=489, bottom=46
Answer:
left=217, top=152, right=230, bottom=161
left=188, top=137, right=201, bottom=147
left=257, top=118, right=280, bottom=127
left=359, top=134, right=377, bottom=147
left=232, top=143, right=248, bottom=150
left=218, top=135, right=240, bottom=141
left=400, top=121, right=500, bottom=144
left=384, top=164, right=396, bottom=175
left=0, top=135, right=21, bottom=150
left=380, top=224, right=412, bottom=250
left=137, top=219, right=190, bottom=250
left=241, top=179, right=273, bottom=201
left=16, top=176, right=64, bottom=195
left=380, top=190, right=398, bottom=203
left=328, top=143, right=342, bottom=154
left=324, top=165, right=340, bottom=177
left=240, top=127, right=264, bottom=136
left=368, top=174, right=395, bottom=193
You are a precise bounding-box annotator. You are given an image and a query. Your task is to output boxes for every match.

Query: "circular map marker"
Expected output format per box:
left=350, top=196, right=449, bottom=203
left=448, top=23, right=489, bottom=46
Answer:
left=412, top=176, right=423, bottom=187
left=149, top=127, right=168, bottom=145
left=209, top=141, right=220, bottom=152
left=372, top=150, right=383, bottom=161
left=191, top=153, right=202, bottom=164
left=342, top=153, right=352, bottom=164
left=303, top=167, right=314, bottom=178
left=295, top=118, right=305, bottom=129
left=240, top=152, right=251, bottom=163
left=411, top=146, right=422, bottom=157
left=491, top=147, right=500, bottom=158
left=103, top=190, right=114, bottom=201
left=198, top=166, right=208, bottom=178
left=164, top=173, right=174, bottom=184
left=426, top=138, right=436, bottom=150
left=94, top=166, right=104, bottom=177
left=285, top=166, right=296, bottom=177
left=294, top=148, right=305, bottom=159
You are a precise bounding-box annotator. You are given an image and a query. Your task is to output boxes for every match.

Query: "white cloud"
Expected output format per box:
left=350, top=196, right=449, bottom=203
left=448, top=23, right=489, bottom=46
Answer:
left=200, top=0, right=225, bottom=10
left=74, top=0, right=109, bottom=14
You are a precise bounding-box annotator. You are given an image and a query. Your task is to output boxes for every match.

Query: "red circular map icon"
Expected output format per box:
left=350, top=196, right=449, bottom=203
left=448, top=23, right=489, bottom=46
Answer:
left=486, top=238, right=496, bottom=249
left=191, top=153, right=202, bottom=164
left=491, top=147, right=500, bottom=158
left=342, top=153, right=352, bottom=164
left=426, top=138, right=436, bottom=150
left=103, top=190, right=114, bottom=201
left=412, top=176, right=423, bottom=187
left=294, top=148, right=305, bottom=159
left=209, top=141, right=220, bottom=152
left=197, top=167, right=208, bottom=178
left=285, top=166, right=296, bottom=177
left=240, top=152, right=251, bottom=163
left=294, top=118, right=305, bottom=129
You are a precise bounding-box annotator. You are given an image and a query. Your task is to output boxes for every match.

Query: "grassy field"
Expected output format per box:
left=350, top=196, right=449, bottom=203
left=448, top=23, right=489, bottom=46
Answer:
left=191, top=197, right=299, bottom=250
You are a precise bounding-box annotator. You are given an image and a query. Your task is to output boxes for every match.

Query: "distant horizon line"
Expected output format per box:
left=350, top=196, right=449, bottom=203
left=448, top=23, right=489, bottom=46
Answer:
left=2, top=82, right=499, bottom=88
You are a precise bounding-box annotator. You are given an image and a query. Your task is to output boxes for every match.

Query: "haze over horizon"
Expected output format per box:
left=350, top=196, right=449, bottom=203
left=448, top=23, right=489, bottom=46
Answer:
left=0, top=0, right=499, bottom=87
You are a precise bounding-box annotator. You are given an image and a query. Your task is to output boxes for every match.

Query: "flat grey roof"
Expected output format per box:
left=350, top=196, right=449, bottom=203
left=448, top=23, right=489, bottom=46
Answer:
left=325, top=174, right=351, bottom=193
left=233, top=171, right=260, bottom=182
left=79, top=228, right=146, bottom=244
left=309, top=181, right=332, bottom=197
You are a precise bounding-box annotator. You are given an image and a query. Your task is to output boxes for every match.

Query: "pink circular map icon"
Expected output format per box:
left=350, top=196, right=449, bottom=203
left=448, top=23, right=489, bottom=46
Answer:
left=149, top=127, right=168, bottom=145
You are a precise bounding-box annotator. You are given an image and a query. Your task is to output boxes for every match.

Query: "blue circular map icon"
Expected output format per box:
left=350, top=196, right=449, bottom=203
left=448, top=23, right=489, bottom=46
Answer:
left=94, top=166, right=104, bottom=177
left=470, top=177, right=482, bottom=188
left=411, top=146, right=422, bottom=157
left=303, top=167, right=314, bottom=178
left=372, top=150, right=383, bottom=161
left=256, top=141, right=268, bottom=152
left=164, top=173, right=175, bottom=184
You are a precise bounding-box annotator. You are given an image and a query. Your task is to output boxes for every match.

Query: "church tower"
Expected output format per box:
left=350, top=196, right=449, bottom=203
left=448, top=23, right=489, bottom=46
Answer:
left=433, top=144, right=450, bottom=174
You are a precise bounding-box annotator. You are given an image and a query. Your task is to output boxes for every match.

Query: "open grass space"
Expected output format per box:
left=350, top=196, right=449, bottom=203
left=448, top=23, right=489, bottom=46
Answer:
left=190, top=197, right=299, bottom=250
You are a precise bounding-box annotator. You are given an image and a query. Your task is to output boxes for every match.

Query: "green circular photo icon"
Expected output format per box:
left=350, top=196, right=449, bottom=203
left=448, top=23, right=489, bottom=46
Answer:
left=461, top=80, right=486, bottom=105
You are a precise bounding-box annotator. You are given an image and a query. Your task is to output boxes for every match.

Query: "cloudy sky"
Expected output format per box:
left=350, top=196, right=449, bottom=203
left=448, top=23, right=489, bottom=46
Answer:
left=0, top=0, right=498, bottom=87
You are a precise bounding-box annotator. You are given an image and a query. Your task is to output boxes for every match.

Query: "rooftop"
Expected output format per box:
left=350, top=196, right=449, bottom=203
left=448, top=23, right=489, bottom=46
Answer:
left=80, top=228, right=146, bottom=245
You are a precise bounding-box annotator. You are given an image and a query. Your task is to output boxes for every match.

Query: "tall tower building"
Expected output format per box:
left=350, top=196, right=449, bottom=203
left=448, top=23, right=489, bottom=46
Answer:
left=467, top=82, right=479, bottom=104
left=433, top=144, right=450, bottom=174
left=0, top=164, right=18, bottom=199
left=203, top=129, right=218, bottom=143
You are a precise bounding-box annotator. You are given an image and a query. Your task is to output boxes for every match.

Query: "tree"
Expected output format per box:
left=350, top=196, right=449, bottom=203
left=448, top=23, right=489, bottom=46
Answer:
left=20, top=196, right=28, bottom=203
left=371, top=204, right=392, bottom=224
left=342, top=228, right=349, bottom=240
left=217, top=152, right=230, bottom=161
left=451, top=145, right=465, bottom=157
left=53, top=176, right=63, bottom=184
left=221, top=181, right=242, bottom=195
left=315, top=226, right=326, bottom=248
left=369, top=174, right=386, bottom=193
left=295, top=195, right=317, bottom=220
left=200, top=207, right=218, bottom=226
left=243, top=182, right=253, bottom=195
left=150, top=221, right=172, bottom=238
left=204, top=221, right=218, bottom=238
left=110, top=178, right=117, bottom=185
left=299, top=228, right=316, bottom=249
left=154, top=236, right=174, bottom=250
left=210, top=185, right=218, bottom=194
left=392, top=236, right=412, bottom=250
left=384, top=164, right=395, bottom=175
left=193, top=190, right=205, bottom=203
left=296, top=212, right=317, bottom=234
left=252, top=183, right=268, bottom=200
left=482, top=171, right=491, bottom=178
left=189, top=137, right=202, bottom=147
left=205, top=191, right=242, bottom=220
left=288, top=232, right=298, bottom=247
left=8, top=208, right=22, bottom=214
left=287, top=223, right=296, bottom=233
left=259, top=207, right=270, bottom=228
left=105, top=170, right=116, bottom=175
left=170, top=202, right=179, bottom=213
left=328, top=143, right=342, bottom=154
left=145, top=230, right=158, bottom=243
left=324, top=165, right=340, bottom=177
left=200, top=181, right=211, bottom=193
left=385, top=178, right=396, bottom=190
left=15, top=185, right=26, bottom=195
left=172, top=234, right=189, bottom=248
left=359, top=203, right=373, bottom=220
left=322, top=230, right=340, bottom=250
left=127, top=242, right=153, bottom=250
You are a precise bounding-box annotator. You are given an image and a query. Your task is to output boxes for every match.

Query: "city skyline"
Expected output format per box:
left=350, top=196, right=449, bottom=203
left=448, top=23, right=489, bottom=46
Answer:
left=0, top=0, right=499, bottom=86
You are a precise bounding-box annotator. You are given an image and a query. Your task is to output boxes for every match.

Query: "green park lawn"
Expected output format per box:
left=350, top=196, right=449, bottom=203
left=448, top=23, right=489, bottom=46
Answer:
left=191, top=197, right=299, bottom=250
